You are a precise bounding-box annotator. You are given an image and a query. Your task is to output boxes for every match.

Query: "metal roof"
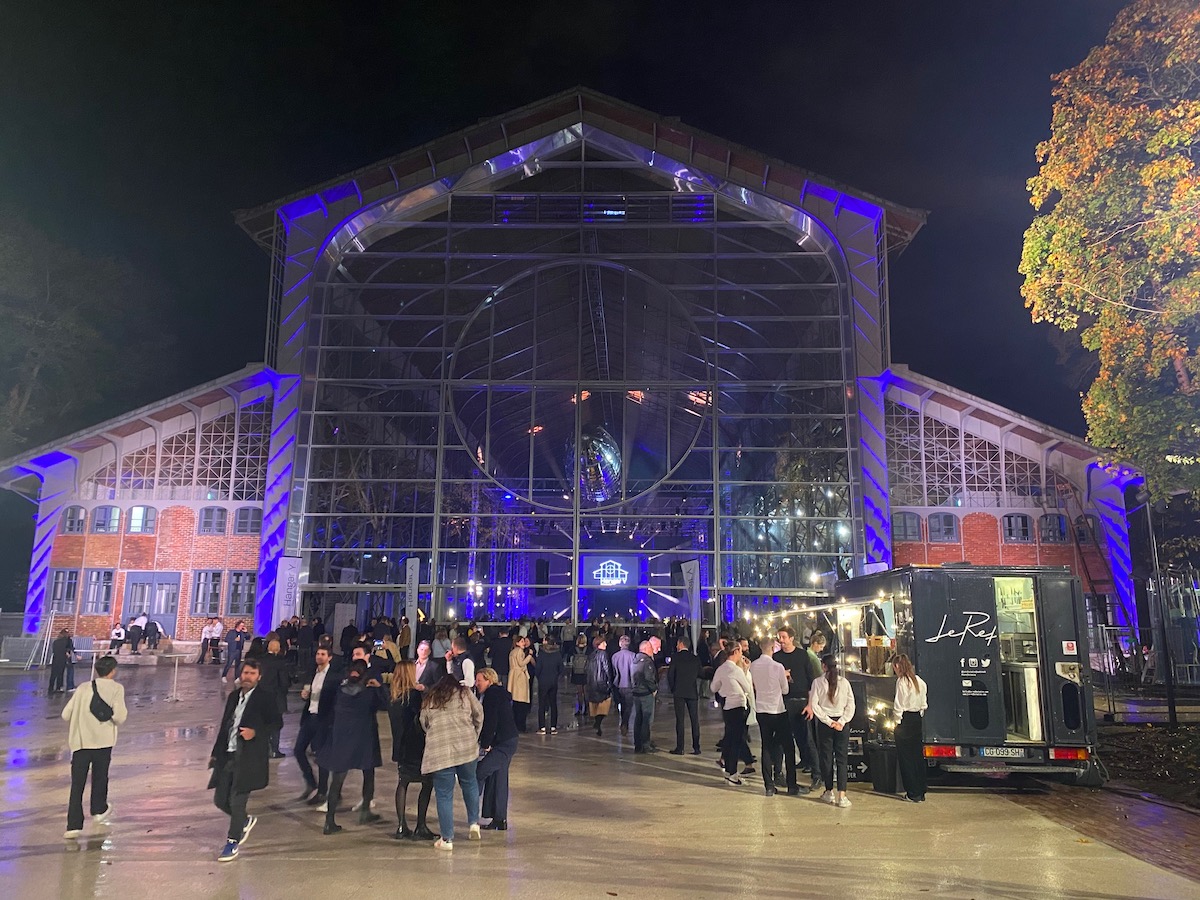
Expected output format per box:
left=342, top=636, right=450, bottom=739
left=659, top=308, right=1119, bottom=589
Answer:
left=234, top=86, right=929, bottom=254
left=0, top=365, right=276, bottom=497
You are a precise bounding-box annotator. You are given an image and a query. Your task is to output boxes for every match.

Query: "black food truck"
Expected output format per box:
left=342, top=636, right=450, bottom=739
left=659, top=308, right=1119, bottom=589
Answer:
left=831, top=564, right=1101, bottom=786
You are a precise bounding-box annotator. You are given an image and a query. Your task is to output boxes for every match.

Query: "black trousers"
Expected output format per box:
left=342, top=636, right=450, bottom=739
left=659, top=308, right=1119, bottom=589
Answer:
left=326, top=768, right=375, bottom=827
left=477, top=737, right=517, bottom=819
left=67, top=747, right=111, bottom=831
left=784, top=698, right=817, bottom=772
left=49, top=661, right=67, bottom=693
left=758, top=711, right=797, bottom=791
left=293, top=715, right=329, bottom=793
left=721, top=707, right=751, bottom=775
left=895, top=711, right=927, bottom=799
left=513, top=700, right=531, bottom=732
left=213, top=759, right=250, bottom=841
left=674, top=696, right=700, bottom=752
left=617, top=688, right=635, bottom=730
left=816, top=719, right=850, bottom=792
left=538, top=687, right=558, bottom=729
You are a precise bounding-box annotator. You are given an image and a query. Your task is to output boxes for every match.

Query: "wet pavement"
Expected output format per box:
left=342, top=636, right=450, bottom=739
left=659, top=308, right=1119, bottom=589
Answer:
left=1, top=663, right=1197, bottom=900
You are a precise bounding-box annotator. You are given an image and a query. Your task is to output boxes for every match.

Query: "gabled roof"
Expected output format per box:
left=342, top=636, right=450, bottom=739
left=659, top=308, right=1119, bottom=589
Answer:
left=886, top=364, right=1105, bottom=462
left=0, top=365, right=276, bottom=498
left=234, top=86, right=928, bottom=254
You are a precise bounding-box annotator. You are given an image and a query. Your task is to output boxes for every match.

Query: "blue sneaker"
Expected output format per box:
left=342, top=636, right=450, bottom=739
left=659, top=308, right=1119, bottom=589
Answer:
left=217, top=840, right=239, bottom=862
left=240, top=815, right=258, bottom=845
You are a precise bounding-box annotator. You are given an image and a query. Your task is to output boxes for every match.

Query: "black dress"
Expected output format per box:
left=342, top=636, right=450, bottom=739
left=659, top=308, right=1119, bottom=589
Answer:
left=317, top=681, right=385, bottom=773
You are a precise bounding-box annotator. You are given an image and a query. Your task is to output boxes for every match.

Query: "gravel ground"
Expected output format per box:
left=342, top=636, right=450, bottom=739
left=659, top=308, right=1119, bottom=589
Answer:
left=1098, top=724, right=1200, bottom=809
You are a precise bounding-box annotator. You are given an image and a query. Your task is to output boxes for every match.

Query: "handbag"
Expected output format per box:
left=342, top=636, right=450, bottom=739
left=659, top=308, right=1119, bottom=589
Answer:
left=89, top=681, right=115, bottom=722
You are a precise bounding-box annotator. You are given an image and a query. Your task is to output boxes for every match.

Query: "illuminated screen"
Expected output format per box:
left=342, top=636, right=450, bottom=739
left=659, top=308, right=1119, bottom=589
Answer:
left=579, top=555, right=639, bottom=590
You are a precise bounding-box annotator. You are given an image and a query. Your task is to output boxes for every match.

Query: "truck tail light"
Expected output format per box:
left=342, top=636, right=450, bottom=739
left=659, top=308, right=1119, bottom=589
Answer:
left=923, top=745, right=960, bottom=758
left=1048, top=747, right=1089, bottom=761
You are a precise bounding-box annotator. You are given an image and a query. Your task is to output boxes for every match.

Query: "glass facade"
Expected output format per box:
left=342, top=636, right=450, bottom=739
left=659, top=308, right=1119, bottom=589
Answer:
left=293, top=140, right=862, bottom=626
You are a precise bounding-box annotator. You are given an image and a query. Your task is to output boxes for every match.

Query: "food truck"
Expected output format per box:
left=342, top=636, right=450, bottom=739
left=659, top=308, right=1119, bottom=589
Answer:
left=831, top=564, right=1101, bottom=786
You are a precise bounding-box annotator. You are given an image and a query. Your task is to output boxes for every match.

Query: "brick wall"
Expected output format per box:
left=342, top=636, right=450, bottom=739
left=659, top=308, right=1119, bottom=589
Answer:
left=42, top=503, right=264, bottom=642
left=893, top=508, right=1109, bottom=584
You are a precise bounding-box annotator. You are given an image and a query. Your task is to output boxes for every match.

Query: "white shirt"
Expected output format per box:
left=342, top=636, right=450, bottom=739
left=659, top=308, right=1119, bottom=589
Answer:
left=308, top=664, right=330, bottom=715
left=228, top=687, right=255, bottom=752
left=749, top=655, right=789, bottom=715
left=111, top=626, right=125, bottom=640
left=459, top=655, right=476, bottom=688
left=894, top=675, right=928, bottom=720
left=133, top=614, right=148, bottom=629
left=808, top=674, right=856, bottom=726
left=710, top=660, right=754, bottom=710
left=415, top=658, right=429, bottom=683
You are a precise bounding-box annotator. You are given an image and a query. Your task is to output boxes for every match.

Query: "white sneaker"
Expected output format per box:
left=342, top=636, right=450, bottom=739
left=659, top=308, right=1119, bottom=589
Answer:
left=468, top=823, right=481, bottom=841
left=836, top=796, right=852, bottom=808
left=724, top=773, right=743, bottom=785
left=93, top=806, right=113, bottom=825
left=64, top=829, right=83, bottom=839
left=820, top=790, right=835, bottom=804
left=315, top=801, right=328, bottom=812
left=351, top=798, right=378, bottom=811
left=434, top=838, right=453, bottom=851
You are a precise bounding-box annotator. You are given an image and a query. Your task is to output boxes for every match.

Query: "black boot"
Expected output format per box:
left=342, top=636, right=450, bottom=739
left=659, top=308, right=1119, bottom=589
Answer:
left=359, top=808, right=382, bottom=825
left=394, top=823, right=412, bottom=840
left=481, top=818, right=507, bottom=831
left=412, top=824, right=437, bottom=841
left=323, top=819, right=343, bottom=835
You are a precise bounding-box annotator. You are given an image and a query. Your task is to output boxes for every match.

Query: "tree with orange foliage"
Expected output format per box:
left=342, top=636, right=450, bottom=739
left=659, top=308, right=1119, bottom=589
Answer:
left=1020, top=0, right=1199, bottom=496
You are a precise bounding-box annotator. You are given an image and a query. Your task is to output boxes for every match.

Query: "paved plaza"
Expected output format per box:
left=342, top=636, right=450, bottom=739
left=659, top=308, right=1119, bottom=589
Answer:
left=0, top=663, right=1197, bottom=900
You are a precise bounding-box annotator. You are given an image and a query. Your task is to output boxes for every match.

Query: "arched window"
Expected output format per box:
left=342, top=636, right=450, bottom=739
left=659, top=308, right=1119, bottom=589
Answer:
left=234, top=507, right=263, bottom=535
left=928, top=513, right=959, bottom=543
left=92, top=506, right=120, bottom=534
left=61, top=506, right=86, bottom=534
left=1039, top=514, right=1069, bottom=543
left=127, top=506, right=157, bottom=534
left=1074, top=514, right=1099, bottom=544
left=1002, top=514, right=1033, bottom=543
left=198, top=507, right=227, bottom=535
left=891, top=511, right=922, bottom=542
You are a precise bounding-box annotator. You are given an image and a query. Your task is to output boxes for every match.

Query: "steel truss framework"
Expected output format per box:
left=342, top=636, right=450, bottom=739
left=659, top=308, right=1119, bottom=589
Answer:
left=259, top=112, right=898, bottom=629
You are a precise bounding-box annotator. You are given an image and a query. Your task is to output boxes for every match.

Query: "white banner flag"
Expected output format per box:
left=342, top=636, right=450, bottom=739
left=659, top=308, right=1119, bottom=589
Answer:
left=681, top=558, right=701, bottom=652
left=275, top=556, right=302, bottom=624
left=405, top=557, right=421, bottom=655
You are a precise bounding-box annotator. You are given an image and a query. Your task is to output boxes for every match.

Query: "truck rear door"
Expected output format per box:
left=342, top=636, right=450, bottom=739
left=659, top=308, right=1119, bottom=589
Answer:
left=1037, top=575, right=1095, bottom=747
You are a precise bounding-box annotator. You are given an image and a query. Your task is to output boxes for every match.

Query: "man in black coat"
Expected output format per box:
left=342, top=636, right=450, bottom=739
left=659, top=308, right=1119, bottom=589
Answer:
left=209, top=658, right=282, bottom=862
left=294, top=645, right=341, bottom=805
left=667, top=636, right=702, bottom=755
left=48, top=629, right=74, bottom=695
left=489, top=627, right=513, bottom=685
left=475, top=669, right=519, bottom=830
left=340, top=623, right=360, bottom=660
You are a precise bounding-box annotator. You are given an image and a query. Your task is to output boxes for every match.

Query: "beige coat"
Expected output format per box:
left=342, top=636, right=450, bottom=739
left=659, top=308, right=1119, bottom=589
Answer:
left=508, top=646, right=532, bottom=703
left=62, top=677, right=128, bottom=751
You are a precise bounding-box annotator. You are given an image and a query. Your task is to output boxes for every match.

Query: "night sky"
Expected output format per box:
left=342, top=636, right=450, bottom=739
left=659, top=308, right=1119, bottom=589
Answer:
left=0, top=1, right=1129, bottom=603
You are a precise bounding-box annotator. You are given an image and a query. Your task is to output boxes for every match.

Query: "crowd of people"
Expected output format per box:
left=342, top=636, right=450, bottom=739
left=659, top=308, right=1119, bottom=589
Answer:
left=54, top=613, right=930, bottom=859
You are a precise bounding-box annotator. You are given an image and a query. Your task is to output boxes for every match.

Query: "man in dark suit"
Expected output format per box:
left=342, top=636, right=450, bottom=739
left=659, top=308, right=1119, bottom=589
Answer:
left=294, top=645, right=341, bottom=805
left=667, top=635, right=703, bottom=755
left=413, top=640, right=445, bottom=690
left=209, top=658, right=282, bottom=862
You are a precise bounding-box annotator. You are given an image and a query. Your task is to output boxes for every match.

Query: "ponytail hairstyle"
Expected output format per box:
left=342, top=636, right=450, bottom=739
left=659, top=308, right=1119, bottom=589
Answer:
left=822, top=653, right=839, bottom=702
left=891, top=653, right=918, bottom=688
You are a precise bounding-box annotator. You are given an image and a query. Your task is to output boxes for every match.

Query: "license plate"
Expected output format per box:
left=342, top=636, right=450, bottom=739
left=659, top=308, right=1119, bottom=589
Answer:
left=980, top=747, right=1025, bottom=758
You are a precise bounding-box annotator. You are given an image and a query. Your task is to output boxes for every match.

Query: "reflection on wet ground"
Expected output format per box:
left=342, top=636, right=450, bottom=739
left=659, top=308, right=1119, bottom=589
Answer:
left=0, top=664, right=1196, bottom=899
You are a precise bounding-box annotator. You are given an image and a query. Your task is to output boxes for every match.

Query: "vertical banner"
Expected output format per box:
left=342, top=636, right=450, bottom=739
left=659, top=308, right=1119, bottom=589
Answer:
left=681, top=558, right=701, bottom=653
left=405, top=556, right=421, bottom=656
left=274, top=556, right=302, bottom=625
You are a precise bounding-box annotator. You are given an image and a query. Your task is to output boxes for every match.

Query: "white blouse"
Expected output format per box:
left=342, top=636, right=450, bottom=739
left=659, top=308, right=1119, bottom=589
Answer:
left=894, top=675, right=928, bottom=720
left=808, top=674, right=855, bottom=726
